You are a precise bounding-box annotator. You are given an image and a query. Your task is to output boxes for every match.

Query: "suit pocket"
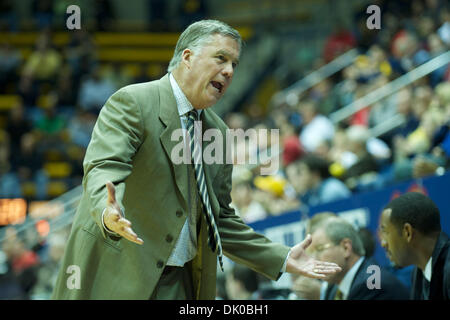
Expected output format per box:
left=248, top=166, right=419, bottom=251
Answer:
left=82, top=219, right=123, bottom=252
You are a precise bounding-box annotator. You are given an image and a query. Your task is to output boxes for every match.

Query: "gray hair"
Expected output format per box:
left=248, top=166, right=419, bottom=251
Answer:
left=323, top=219, right=366, bottom=256
left=167, top=19, right=242, bottom=72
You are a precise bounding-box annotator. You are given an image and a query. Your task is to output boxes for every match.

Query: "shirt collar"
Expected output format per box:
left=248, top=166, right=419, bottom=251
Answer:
left=169, top=73, right=202, bottom=117
left=338, top=256, right=364, bottom=299
left=424, top=257, right=432, bottom=282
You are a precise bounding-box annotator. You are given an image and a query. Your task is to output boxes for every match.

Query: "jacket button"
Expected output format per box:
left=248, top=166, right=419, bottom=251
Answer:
left=166, top=234, right=173, bottom=243
left=157, top=260, right=164, bottom=269
left=176, top=210, right=183, bottom=217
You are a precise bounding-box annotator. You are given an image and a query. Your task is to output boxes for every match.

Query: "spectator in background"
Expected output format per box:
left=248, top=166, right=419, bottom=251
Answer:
left=0, top=42, right=21, bottom=93
left=282, top=133, right=304, bottom=168
left=78, top=67, right=116, bottom=114
left=298, top=100, right=335, bottom=153
left=1, top=228, right=40, bottom=299
left=379, top=192, right=450, bottom=300
left=323, top=23, right=356, bottom=63
left=291, top=273, right=322, bottom=300
left=104, top=63, right=132, bottom=90
left=14, top=133, right=47, bottom=200
left=17, top=73, right=39, bottom=108
left=67, top=108, right=97, bottom=149
left=225, top=264, right=260, bottom=300
left=341, top=125, right=378, bottom=189
left=65, top=30, right=97, bottom=92
left=288, top=154, right=351, bottom=207
left=230, top=180, right=267, bottom=223
left=391, top=88, right=420, bottom=140
left=0, top=250, right=26, bottom=300
left=22, top=32, right=62, bottom=84
left=6, top=100, right=32, bottom=163
left=35, top=102, right=65, bottom=136
left=132, top=63, right=151, bottom=84
left=55, top=67, right=78, bottom=110
left=31, top=232, right=67, bottom=299
left=0, top=130, right=22, bottom=198
left=311, top=218, right=409, bottom=300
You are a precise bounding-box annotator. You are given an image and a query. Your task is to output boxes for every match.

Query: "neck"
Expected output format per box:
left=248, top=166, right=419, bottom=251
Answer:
left=346, top=254, right=360, bottom=272
left=415, top=233, right=439, bottom=271
left=171, top=68, right=199, bottom=109
left=336, top=254, right=360, bottom=284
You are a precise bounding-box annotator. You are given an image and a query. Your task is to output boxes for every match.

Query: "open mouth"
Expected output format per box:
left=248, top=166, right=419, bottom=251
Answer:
left=210, top=81, right=223, bottom=93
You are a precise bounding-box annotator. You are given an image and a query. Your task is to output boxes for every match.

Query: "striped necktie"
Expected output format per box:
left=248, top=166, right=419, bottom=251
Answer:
left=186, top=110, right=224, bottom=271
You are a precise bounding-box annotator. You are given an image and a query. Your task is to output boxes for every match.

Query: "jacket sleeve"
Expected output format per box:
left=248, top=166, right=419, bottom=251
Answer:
left=215, top=162, right=290, bottom=281
left=82, top=86, right=145, bottom=239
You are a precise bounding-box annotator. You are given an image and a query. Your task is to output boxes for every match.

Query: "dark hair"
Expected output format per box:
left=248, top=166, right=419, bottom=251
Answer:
left=384, top=192, right=441, bottom=235
left=301, top=154, right=331, bottom=179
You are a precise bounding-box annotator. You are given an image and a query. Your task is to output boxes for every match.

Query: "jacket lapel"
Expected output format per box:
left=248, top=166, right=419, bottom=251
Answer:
left=429, top=232, right=450, bottom=299
left=158, top=74, right=189, bottom=208
left=158, top=74, right=223, bottom=214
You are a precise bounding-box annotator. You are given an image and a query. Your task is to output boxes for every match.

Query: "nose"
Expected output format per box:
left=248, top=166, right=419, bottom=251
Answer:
left=222, top=61, right=234, bottom=79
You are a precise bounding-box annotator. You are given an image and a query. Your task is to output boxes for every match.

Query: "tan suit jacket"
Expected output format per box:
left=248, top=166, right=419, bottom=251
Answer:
left=51, top=74, right=290, bottom=299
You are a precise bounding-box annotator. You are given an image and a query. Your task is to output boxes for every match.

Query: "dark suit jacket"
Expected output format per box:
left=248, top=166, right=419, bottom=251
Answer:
left=324, top=257, right=410, bottom=300
left=411, top=232, right=450, bottom=300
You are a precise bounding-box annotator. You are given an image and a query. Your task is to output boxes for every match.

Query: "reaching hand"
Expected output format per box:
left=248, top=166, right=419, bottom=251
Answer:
left=103, top=181, right=144, bottom=245
left=286, top=234, right=341, bottom=279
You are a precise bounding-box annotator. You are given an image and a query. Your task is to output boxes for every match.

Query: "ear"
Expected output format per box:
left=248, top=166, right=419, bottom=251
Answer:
left=403, top=223, right=413, bottom=243
left=181, top=48, right=193, bottom=69
left=341, top=238, right=353, bottom=258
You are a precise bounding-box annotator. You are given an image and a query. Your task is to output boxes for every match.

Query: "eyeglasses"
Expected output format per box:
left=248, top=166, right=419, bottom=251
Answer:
left=313, top=242, right=336, bottom=254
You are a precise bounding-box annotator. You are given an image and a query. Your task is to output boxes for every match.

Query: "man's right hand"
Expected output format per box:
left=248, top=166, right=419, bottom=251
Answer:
left=103, top=181, right=144, bottom=245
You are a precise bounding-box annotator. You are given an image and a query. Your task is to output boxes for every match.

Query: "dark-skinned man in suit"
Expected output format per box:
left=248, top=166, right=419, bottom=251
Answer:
left=379, top=192, right=450, bottom=300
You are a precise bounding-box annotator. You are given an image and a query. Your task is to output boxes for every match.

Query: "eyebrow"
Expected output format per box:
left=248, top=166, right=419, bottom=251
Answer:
left=216, top=49, right=239, bottom=66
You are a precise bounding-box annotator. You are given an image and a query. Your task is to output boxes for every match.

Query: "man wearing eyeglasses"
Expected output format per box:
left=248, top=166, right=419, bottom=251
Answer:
left=310, top=218, right=409, bottom=300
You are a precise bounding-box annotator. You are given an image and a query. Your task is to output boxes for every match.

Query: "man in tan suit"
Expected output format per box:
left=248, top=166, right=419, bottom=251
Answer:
left=52, top=20, right=340, bottom=300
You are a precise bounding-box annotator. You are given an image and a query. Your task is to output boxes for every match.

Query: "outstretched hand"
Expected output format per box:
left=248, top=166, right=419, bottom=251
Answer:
left=286, top=234, right=341, bottom=279
left=103, top=181, right=144, bottom=245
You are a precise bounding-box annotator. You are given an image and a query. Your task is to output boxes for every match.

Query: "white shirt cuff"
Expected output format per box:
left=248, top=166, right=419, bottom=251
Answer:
left=102, top=208, right=121, bottom=236
left=281, top=249, right=291, bottom=273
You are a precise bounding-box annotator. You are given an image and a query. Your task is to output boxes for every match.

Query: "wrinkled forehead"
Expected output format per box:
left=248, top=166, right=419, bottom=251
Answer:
left=201, top=34, right=240, bottom=54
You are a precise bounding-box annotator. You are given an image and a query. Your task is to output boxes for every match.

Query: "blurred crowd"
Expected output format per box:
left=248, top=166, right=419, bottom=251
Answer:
left=0, top=0, right=449, bottom=300
left=0, top=27, right=167, bottom=201
left=228, top=0, right=450, bottom=224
